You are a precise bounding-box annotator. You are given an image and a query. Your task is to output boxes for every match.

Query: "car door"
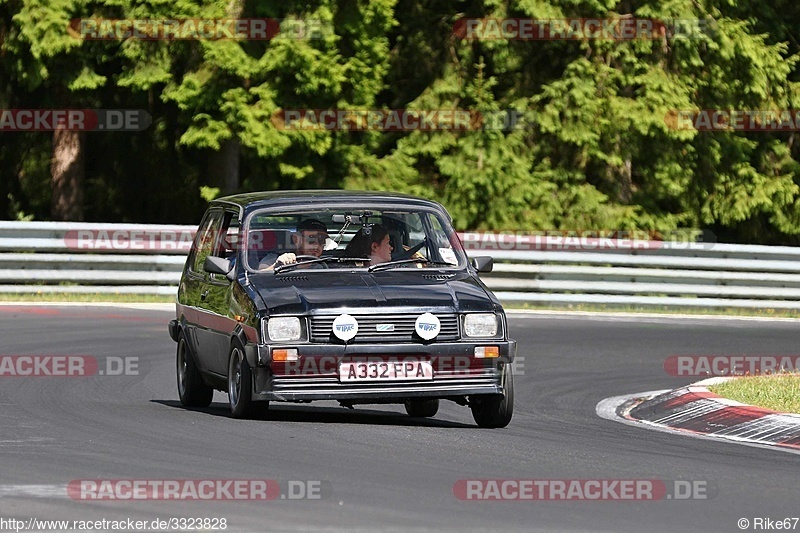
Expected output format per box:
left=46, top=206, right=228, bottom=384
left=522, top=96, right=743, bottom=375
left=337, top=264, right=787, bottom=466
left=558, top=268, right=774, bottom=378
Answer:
left=183, top=208, right=224, bottom=375
left=201, top=209, right=242, bottom=375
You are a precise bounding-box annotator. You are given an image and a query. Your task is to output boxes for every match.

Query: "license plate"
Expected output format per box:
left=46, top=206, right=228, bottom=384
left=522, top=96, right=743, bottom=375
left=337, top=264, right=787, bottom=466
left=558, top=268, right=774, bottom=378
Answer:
left=339, top=361, right=434, bottom=382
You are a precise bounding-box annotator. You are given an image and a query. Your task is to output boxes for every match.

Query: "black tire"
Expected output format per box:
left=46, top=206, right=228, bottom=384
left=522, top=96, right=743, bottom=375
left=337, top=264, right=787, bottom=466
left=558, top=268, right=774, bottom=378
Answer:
left=404, top=398, right=440, bottom=418
left=470, top=365, right=514, bottom=428
left=227, top=340, right=259, bottom=418
left=176, top=331, right=213, bottom=408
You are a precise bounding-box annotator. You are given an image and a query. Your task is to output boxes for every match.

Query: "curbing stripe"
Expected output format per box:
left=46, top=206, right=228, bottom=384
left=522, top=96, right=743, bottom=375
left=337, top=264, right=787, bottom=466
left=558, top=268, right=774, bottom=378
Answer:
left=623, top=384, right=800, bottom=451
left=714, top=415, right=800, bottom=443
left=780, top=435, right=800, bottom=447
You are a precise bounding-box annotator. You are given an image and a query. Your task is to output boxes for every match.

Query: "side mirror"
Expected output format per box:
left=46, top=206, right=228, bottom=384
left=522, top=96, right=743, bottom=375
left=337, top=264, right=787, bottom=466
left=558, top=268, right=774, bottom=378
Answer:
left=470, top=256, right=493, bottom=273
left=204, top=255, right=233, bottom=279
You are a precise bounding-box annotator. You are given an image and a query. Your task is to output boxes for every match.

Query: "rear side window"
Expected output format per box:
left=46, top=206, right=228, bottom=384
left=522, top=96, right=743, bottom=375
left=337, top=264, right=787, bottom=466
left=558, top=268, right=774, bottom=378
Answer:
left=213, top=210, right=241, bottom=261
left=189, top=210, right=223, bottom=274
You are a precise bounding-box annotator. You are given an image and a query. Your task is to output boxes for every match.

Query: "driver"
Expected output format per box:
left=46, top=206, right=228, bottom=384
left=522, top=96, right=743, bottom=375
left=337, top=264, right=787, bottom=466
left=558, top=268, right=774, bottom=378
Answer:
left=258, top=218, right=329, bottom=271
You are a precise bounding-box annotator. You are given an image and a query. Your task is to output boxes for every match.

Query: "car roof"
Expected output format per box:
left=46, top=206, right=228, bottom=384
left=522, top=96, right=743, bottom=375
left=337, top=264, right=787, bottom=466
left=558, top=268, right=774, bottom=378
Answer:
left=211, top=190, right=445, bottom=212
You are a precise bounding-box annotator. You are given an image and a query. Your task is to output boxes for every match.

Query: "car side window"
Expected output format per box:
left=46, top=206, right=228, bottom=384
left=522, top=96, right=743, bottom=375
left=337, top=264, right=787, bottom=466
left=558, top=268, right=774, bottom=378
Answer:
left=427, top=213, right=459, bottom=265
left=189, top=209, right=223, bottom=274
left=213, top=210, right=241, bottom=261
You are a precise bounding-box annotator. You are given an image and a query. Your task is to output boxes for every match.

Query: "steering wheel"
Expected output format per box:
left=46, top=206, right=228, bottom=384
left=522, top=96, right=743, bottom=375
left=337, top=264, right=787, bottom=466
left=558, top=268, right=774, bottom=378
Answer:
left=294, top=254, right=328, bottom=268
left=392, top=239, right=427, bottom=261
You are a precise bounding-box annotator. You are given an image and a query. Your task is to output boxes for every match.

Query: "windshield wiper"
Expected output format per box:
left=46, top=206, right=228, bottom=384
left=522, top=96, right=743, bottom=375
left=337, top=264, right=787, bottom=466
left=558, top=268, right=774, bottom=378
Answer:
left=368, top=258, right=455, bottom=272
left=274, top=257, right=370, bottom=273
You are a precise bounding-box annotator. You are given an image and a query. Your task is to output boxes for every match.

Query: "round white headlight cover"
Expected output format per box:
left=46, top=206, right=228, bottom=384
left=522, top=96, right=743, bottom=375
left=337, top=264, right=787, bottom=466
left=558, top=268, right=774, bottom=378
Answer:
left=415, top=313, right=440, bottom=340
left=332, top=314, right=358, bottom=341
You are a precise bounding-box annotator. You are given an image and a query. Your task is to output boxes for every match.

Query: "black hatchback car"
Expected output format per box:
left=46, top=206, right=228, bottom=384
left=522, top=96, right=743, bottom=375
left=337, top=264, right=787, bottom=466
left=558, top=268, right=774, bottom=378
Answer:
left=168, top=190, right=516, bottom=427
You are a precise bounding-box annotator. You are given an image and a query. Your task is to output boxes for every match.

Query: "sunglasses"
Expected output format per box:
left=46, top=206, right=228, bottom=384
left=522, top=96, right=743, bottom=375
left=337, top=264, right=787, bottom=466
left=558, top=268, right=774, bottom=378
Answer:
left=302, top=234, right=328, bottom=245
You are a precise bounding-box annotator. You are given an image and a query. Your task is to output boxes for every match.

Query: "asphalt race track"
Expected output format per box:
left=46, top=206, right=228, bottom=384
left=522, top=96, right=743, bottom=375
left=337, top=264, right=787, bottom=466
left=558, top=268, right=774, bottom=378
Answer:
left=1, top=305, right=799, bottom=532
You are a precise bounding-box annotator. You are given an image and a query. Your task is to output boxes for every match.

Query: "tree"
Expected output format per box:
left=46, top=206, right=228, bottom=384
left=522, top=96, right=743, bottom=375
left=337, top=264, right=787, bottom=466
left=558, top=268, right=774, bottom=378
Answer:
left=8, top=0, right=115, bottom=220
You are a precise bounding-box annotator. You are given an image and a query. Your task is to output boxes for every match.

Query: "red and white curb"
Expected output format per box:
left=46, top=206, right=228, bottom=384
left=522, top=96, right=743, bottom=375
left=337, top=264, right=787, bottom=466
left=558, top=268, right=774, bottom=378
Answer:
left=596, top=378, right=800, bottom=454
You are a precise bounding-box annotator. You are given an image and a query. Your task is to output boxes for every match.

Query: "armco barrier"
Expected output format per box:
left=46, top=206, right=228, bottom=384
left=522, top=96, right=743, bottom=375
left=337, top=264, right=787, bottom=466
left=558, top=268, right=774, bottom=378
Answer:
left=0, top=222, right=192, bottom=296
left=1, top=221, right=799, bottom=309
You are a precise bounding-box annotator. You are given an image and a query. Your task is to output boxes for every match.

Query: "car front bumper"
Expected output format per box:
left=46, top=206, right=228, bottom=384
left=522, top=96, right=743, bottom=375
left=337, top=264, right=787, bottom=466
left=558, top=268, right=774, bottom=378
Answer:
left=249, top=340, right=516, bottom=402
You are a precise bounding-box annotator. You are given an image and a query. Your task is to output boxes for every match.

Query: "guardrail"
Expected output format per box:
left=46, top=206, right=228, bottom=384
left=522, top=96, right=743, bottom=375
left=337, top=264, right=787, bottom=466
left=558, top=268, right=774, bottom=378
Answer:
left=0, top=222, right=191, bottom=296
left=2, top=221, right=799, bottom=309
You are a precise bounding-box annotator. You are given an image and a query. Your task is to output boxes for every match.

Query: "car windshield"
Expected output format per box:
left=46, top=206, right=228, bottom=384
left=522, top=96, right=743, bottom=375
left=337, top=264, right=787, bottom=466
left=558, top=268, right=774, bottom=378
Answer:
left=243, top=206, right=465, bottom=273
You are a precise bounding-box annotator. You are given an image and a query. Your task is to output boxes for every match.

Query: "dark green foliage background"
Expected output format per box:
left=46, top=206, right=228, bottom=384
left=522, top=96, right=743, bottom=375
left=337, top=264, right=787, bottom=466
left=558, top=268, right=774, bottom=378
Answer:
left=2, top=0, right=800, bottom=244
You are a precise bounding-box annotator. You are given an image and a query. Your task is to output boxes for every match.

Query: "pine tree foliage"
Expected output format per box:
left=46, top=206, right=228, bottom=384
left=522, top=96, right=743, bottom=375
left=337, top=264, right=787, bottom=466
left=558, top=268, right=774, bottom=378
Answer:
left=1, top=0, right=800, bottom=242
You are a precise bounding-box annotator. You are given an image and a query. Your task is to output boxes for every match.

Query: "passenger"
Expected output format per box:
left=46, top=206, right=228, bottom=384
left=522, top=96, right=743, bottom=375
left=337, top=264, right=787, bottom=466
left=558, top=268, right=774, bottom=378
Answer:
left=258, top=218, right=328, bottom=271
left=344, top=224, right=393, bottom=266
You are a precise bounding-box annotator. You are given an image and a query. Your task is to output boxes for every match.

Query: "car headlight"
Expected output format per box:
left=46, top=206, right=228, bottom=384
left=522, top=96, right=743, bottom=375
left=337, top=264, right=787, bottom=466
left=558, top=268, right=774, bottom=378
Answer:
left=464, top=313, right=498, bottom=337
left=267, top=317, right=302, bottom=342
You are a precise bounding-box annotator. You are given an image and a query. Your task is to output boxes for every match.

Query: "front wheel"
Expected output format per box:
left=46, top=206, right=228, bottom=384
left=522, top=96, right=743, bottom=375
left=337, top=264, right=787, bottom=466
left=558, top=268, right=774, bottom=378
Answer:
left=470, top=365, right=514, bottom=428
left=176, top=331, right=213, bottom=407
left=404, top=398, right=439, bottom=418
left=228, top=341, right=260, bottom=418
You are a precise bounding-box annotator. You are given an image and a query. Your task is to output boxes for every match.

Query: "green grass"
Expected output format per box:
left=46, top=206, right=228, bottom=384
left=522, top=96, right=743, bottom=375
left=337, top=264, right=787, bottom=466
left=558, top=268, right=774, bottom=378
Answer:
left=504, top=302, right=800, bottom=318
left=0, top=293, right=174, bottom=303
left=708, top=374, right=800, bottom=414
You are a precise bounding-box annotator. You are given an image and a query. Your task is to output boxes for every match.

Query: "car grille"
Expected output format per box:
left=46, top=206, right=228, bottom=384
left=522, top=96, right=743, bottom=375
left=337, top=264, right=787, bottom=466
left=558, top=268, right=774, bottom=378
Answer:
left=309, top=313, right=459, bottom=343
left=268, top=367, right=502, bottom=400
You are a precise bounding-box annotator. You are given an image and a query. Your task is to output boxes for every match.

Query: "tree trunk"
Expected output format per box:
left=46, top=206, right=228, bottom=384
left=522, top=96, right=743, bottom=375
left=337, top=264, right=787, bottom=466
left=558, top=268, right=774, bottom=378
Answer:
left=208, top=138, right=240, bottom=195
left=51, top=129, right=84, bottom=221
left=204, top=1, right=244, bottom=198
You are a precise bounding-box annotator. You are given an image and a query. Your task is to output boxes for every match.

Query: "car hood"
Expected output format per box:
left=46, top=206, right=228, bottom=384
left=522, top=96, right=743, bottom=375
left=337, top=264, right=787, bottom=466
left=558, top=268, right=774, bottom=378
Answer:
left=247, top=270, right=497, bottom=315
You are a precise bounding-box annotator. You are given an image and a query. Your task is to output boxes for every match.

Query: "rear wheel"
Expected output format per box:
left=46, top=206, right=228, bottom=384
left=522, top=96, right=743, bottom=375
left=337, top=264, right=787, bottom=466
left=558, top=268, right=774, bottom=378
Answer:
left=404, top=398, right=439, bottom=418
left=176, top=332, right=213, bottom=407
left=470, top=365, right=514, bottom=428
left=228, top=341, right=260, bottom=418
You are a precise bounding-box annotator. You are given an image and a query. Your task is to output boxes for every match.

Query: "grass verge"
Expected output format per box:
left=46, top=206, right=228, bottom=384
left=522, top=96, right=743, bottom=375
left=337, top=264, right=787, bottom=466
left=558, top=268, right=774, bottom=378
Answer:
left=707, top=374, right=800, bottom=414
